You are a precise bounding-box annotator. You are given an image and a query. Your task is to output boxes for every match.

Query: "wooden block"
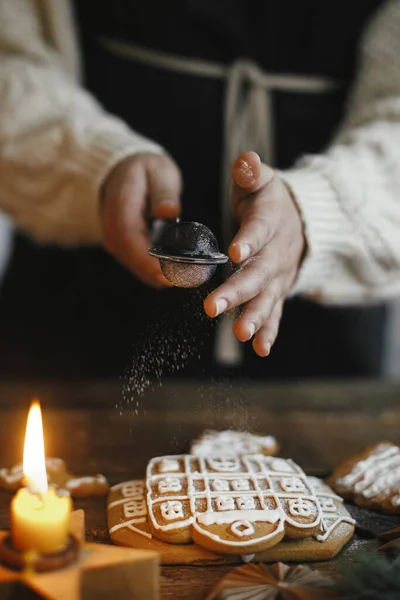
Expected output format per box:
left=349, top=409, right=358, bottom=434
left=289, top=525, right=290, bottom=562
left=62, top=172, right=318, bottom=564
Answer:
left=0, top=581, right=43, bottom=600
left=81, top=545, right=159, bottom=600
left=0, top=510, right=160, bottom=600
left=29, top=544, right=159, bottom=600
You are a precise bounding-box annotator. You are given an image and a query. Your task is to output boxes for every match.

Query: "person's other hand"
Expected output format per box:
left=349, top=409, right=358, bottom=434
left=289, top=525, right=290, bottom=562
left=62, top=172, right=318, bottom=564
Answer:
left=100, top=153, right=181, bottom=288
left=204, top=151, right=305, bottom=357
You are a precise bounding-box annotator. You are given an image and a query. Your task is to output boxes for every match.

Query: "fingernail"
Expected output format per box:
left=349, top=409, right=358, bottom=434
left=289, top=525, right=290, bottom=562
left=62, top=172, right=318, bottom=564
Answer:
left=264, top=342, right=271, bottom=356
left=239, top=244, right=251, bottom=262
left=236, top=159, right=256, bottom=188
left=158, top=200, right=177, bottom=213
left=215, top=298, right=228, bottom=316
left=247, top=321, right=256, bottom=339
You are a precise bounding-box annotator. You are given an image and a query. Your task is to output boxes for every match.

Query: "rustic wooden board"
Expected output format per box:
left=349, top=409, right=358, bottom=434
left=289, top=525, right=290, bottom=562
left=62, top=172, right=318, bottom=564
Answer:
left=0, top=379, right=399, bottom=599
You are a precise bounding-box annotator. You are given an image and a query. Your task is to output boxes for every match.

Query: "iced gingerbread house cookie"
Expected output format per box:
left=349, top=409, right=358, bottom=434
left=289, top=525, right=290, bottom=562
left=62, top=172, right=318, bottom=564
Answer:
left=108, top=454, right=355, bottom=564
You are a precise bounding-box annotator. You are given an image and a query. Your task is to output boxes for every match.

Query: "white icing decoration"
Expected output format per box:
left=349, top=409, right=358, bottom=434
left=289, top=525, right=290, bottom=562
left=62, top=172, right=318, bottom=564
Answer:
left=123, top=498, right=147, bottom=518
left=109, top=518, right=146, bottom=534
left=216, top=496, right=235, bottom=511
left=160, top=500, right=184, bottom=521
left=108, top=497, right=133, bottom=509
left=124, top=463, right=355, bottom=550
left=0, top=458, right=66, bottom=486
left=145, top=455, right=323, bottom=549
left=315, top=514, right=356, bottom=542
left=241, top=554, right=255, bottom=563
left=306, top=477, right=356, bottom=543
left=159, top=458, right=180, bottom=473
left=122, top=481, right=144, bottom=497
left=197, top=509, right=281, bottom=527
left=108, top=480, right=152, bottom=541
left=126, top=522, right=152, bottom=539
left=231, top=520, right=255, bottom=538
left=271, top=459, right=294, bottom=473
left=0, top=466, right=23, bottom=485
left=236, top=496, right=256, bottom=510
left=109, top=518, right=153, bottom=540
left=211, top=479, right=230, bottom=492
left=280, top=477, right=305, bottom=493
left=358, top=465, right=400, bottom=500
left=336, top=445, right=400, bottom=507
left=288, top=498, right=313, bottom=517
left=318, top=497, right=337, bottom=513
left=45, top=458, right=66, bottom=471
left=207, top=457, right=240, bottom=472
left=193, top=518, right=285, bottom=548
left=231, top=479, right=250, bottom=491
left=191, top=430, right=277, bottom=457
left=66, top=475, right=107, bottom=491
left=158, top=477, right=182, bottom=494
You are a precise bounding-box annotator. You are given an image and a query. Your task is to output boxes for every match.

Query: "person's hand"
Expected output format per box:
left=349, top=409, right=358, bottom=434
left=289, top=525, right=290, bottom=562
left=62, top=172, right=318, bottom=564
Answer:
left=204, top=151, right=305, bottom=357
left=100, top=153, right=181, bottom=288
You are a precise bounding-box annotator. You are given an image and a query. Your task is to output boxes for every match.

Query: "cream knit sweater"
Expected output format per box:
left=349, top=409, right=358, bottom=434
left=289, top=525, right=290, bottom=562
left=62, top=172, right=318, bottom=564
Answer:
left=0, top=0, right=400, bottom=305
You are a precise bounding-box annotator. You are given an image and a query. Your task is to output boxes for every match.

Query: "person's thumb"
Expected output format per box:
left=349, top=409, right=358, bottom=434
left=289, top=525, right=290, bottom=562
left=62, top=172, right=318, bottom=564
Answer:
left=146, top=154, right=182, bottom=220
left=231, top=151, right=275, bottom=193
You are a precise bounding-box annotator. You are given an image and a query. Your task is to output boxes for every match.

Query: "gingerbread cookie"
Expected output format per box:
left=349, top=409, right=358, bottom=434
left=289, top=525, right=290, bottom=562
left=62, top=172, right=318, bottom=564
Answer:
left=109, top=454, right=322, bottom=555
left=191, top=430, right=278, bottom=457
left=0, top=457, right=109, bottom=497
left=107, top=473, right=355, bottom=564
left=147, top=455, right=323, bottom=554
left=330, top=442, right=400, bottom=514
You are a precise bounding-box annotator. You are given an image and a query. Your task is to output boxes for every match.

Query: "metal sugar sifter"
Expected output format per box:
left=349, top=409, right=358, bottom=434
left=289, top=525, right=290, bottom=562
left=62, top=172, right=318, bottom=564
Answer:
left=148, top=220, right=228, bottom=288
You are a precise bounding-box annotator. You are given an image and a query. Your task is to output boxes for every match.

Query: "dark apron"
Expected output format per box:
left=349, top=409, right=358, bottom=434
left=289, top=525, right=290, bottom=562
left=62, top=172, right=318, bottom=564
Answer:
left=0, top=0, right=385, bottom=379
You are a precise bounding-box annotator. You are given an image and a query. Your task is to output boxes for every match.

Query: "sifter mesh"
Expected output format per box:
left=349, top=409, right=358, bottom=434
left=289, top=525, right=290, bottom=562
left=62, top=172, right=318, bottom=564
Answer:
left=149, top=220, right=228, bottom=288
left=160, top=260, right=217, bottom=288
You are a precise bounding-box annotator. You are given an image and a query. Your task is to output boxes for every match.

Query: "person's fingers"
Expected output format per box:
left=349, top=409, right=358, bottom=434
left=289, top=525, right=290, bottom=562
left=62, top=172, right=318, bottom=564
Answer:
left=146, top=155, right=182, bottom=220
left=229, top=197, right=280, bottom=263
left=203, top=249, right=277, bottom=317
left=102, top=161, right=169, bottom=287
left=252, top=300, right=284, bottom=357
left=233, top=283, right=282, bottom=342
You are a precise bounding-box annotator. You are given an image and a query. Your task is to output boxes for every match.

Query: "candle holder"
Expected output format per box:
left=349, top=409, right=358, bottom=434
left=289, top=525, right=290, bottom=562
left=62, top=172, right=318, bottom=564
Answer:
left=0, top=510, right=159, bottom=599
left=0, top=533, right=79, bottom=572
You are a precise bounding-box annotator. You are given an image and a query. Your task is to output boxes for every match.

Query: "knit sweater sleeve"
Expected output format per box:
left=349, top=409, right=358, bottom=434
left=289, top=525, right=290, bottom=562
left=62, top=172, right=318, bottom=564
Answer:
left=282, top=0, right=400, bottom=304
left=0, top=0, right=164, bottom=245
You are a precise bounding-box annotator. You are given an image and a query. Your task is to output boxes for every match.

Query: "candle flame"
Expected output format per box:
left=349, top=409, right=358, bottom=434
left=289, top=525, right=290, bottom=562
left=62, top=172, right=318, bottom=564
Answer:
left=23, top=400, right=48, bottom=495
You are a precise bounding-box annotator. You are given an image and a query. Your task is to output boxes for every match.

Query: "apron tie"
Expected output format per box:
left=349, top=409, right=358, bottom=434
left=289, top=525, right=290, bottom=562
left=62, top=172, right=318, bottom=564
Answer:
left=223, top=59, right=275, bottom=247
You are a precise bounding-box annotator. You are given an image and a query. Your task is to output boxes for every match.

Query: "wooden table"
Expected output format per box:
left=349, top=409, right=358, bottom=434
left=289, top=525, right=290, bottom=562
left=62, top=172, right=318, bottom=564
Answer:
left=0, top=378, right=399, bottom=599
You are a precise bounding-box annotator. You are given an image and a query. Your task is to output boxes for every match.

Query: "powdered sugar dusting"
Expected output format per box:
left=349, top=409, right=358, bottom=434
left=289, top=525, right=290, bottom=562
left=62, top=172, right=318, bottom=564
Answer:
left=120, top=288, right=215, bottom=414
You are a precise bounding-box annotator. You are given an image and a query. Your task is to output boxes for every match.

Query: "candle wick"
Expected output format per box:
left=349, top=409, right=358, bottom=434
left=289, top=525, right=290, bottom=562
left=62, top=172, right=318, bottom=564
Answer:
left=26, top=482, right=45, bottom=506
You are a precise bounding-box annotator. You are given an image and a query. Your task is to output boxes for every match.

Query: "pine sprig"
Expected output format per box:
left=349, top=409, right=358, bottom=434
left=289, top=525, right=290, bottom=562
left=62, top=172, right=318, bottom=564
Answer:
left=336, top=545, right=400, bottom=600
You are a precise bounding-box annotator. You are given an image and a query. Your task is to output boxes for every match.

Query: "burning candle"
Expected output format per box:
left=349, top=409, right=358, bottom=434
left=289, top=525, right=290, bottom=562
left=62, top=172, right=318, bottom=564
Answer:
left=10, top=400, right=72, bottom=554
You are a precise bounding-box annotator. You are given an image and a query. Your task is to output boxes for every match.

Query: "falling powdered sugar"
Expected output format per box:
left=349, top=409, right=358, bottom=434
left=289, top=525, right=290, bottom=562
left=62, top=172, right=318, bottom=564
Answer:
left=121, top=287, right=215, bottom=414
